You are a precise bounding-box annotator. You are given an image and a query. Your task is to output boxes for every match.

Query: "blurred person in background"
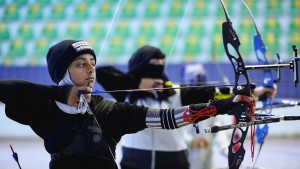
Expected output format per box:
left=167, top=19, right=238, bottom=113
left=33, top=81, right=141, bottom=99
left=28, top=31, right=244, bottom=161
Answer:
left=181, top=63, right=231, bottom=169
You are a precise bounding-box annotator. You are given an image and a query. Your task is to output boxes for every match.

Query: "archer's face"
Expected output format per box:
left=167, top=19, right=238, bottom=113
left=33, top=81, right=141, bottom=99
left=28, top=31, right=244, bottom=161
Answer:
left=149, top=58, right=164, bottom=65
left=68, top=54, right=96, bottom=88
left=138, top=58, right=165, bottom=92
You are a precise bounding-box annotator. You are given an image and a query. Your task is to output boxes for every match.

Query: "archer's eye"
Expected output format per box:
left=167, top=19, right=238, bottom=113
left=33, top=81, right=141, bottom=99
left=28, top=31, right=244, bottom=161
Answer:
left=149, top=58, right=164, bottom=65
left=78, top=62, right=85, bottom=67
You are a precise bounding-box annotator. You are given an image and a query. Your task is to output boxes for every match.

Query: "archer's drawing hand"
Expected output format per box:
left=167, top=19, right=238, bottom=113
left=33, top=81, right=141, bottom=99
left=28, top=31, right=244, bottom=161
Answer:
left=67, top=86, right=92, bottom=107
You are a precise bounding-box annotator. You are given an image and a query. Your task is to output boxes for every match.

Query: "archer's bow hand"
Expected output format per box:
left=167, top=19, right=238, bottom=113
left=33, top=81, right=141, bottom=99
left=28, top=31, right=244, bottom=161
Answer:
left=215, top=94, right=255, bottom=115
left=67, top=86, right=92, bottom=106
left=187, top=95, right=255, bottom=123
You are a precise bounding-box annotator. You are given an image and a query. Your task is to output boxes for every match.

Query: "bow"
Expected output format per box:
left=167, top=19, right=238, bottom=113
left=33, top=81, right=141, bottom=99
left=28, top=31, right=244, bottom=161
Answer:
left=209, top=1, right=300, bottom=169
left=219, top=1, right=254, bottom=168
left=204, top=44, right=300, bottom=168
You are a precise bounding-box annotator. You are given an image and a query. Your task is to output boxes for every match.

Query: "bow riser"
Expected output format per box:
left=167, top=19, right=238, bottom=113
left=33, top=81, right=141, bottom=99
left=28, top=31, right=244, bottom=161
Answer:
left=222, top=22, right=251, bottom=97
left=227, top=102, right=251, bottom=169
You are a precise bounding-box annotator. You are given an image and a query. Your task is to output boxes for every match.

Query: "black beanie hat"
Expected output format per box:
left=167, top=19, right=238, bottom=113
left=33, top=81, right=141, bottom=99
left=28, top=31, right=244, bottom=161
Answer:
left=46, top=40, right=96, bottom=84
left=128, top=45, right=165, bottom=77
left=127, top=45, right=176, bottom=101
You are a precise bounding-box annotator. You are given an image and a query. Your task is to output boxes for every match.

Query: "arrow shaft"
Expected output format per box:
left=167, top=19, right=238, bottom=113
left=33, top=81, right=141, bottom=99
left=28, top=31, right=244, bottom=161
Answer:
left=84, top=84, right=235, bottom=94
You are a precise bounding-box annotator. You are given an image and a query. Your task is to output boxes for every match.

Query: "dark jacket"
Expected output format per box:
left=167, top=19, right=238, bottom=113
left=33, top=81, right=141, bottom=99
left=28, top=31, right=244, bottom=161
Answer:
left=0, top=80, right=149, bottom=169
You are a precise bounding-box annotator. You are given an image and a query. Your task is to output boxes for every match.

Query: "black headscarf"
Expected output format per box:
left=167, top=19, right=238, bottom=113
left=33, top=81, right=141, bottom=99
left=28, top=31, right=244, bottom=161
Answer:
left=128, top=45, right=165, bottom=79
left=127, top=45, right=175, bottom=102
left=96, top=45, right=175, bottom=102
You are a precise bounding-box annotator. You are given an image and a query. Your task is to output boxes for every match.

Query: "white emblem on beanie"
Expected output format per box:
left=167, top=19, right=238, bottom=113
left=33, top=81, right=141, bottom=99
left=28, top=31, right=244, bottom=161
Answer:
left=72, top=41, right=93, bottom=52
left=55, top=70, right=90, bottom=114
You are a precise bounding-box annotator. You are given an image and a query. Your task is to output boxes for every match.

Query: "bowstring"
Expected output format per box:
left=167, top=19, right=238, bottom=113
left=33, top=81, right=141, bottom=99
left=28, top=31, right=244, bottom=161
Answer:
left=98, top=0, right=123, bottom=60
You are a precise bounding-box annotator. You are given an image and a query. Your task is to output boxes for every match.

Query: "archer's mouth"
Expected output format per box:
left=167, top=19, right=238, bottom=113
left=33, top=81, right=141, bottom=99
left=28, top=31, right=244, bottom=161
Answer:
left=86, top=77, right=95, bottom=84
